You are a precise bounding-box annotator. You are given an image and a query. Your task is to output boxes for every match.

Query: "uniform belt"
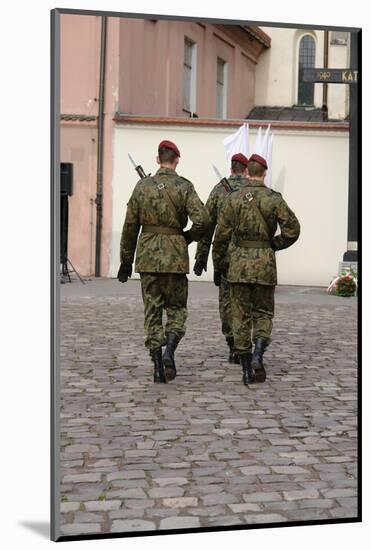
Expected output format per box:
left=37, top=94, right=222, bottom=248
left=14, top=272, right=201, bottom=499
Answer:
left=234, top=237, right=271, bottom=248
left=142, top=225, right=183, bottom=235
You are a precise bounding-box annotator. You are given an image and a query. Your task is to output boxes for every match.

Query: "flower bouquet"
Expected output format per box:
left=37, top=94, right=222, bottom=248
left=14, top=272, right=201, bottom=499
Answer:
left=327, top=267, right=357, bottom=297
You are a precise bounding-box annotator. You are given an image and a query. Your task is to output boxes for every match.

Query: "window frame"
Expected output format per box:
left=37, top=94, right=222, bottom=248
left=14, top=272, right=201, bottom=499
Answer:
left=216, top=56, right=228, bottom=119
left=297, top=33, right=317, bottom=106
left=183, top=37, right=197, bottom=114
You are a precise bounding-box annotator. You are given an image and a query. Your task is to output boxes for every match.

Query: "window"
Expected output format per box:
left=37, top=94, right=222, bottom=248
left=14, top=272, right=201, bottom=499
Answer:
left=216, top=57, right=227, bottom=118
left=183, top=38, right=197, bottom=113
left=298, top=35, right=316, bottom=105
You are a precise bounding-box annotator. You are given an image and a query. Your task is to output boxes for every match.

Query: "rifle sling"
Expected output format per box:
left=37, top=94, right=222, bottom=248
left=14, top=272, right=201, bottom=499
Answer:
left=153, top=177, right=183, bottom=229
left=245, top=191, right=270, bottom=241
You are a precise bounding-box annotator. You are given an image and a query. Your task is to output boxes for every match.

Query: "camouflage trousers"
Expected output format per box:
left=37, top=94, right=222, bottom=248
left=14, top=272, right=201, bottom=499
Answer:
left=140, top=273, right=188, bottom=351
left=229, top=282, right=275, bottom=353
left=219, top=275, right=233, bottom=338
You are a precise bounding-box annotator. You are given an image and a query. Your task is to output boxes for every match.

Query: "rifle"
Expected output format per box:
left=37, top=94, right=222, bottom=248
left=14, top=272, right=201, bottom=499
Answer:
left=212, top=164, right=232, bottom=192
left=128, top=153, right=150, bottom=179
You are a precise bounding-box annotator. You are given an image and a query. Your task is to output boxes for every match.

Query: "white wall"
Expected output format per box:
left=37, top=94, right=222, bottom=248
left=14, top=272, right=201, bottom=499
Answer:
left=255, top=27, right=324, bottom=108
left=328, top=40, right=350, bottom=119
left=110, top=123, right=349, bottom=287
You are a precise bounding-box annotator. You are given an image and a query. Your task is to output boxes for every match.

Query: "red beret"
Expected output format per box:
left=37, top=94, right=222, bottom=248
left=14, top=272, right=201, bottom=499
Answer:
left=231, top=153, right=249, bottom=167
left=249, top=153, right=268, bottom=169
left=158, top=140, right=181, bottom=157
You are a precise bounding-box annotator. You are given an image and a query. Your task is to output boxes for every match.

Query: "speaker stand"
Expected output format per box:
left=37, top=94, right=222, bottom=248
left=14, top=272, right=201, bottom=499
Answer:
left=60, top=257, right=86, bottom=284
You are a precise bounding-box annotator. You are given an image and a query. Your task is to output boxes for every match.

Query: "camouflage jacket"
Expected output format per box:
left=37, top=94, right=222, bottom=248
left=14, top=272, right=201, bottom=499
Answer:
left=195, top=174, right=249, bottom=265
left=212, top=179, right=301, bottom=285
left=120, top=167, right=209, bottom=273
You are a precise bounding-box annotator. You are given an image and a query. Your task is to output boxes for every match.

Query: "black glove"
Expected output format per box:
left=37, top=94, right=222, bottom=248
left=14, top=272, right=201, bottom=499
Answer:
left=183, top=230, right=193, bottom=245
left=117, top=263, right=132, bottom=283
left=193, top=258, right=207, bottom=276
left=214, top=271, right=222, bottom=287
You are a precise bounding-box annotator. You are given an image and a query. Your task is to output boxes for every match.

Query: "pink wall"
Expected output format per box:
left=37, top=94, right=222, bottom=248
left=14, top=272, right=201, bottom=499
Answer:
left=60, top=14, right=119, bottom=277
left=60, top=123, right=97, bottom=275
left=118, top=19, right=261, bottom=119
left=61, top=15, right=100, bottom=116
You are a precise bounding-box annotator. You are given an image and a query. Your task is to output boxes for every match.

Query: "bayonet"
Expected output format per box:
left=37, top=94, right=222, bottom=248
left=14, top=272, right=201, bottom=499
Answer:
left=212, top=164, right=232, bottom=192
left=128, top=153, right=148, bottom=179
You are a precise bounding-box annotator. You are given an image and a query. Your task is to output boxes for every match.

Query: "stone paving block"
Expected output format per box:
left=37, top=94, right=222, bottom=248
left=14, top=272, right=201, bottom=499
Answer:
left=111, top=519, right=156, bottom=532
left=107, top=470, right=146, bottom=481
left=159, top=517, right=201, bottom=529
left=148, top=487, right=184, bottom=499
left=124, top=499, right=155, bottom=509
left=299, top=499, right=334, bottom=509
left=283, top=489, right=319, bottom=501
left=106, top=488, right=147, bottom=499
left=322, top=488, right=357, bottom=498
left=85, top=500, right=121, bottom=512
left=228, top=503, right=263, bottom=513
left=163, top=497, right=198, bottom=508
left=74, top=512, right=104, bottom=522
left=240, top=466, right=271, bottom=476
left=202, top=492, right=239, bottom=506
left=63, top=473, right=102, bottom=484
left=109, top=509, right=146, bottom=520
left=271, top=466, right=308, bottom=474
left=110, top=479, right=149, bottom=489
left=243, top=492, right=282, bottom=503
left=153, top=477, right=188, bottom=486
left=60, top=502, right=81, bottom=513
left=244, top=514, right=288, bottom=524
left=208, top=516, right=243, bottom=526
left=61, top=523, right=101, bottom=535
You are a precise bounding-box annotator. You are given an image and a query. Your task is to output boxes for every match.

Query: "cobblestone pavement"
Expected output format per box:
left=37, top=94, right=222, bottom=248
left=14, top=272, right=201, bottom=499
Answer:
left=59, top=279, right=358, bottom=537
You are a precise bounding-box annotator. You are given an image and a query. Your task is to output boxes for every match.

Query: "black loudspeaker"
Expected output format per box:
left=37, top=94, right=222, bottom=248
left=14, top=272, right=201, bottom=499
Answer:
left=61, top=162, right=73, bottom=196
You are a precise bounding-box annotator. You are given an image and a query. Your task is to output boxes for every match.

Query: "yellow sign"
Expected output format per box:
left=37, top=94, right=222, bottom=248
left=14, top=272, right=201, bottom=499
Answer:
left=342, top=70, right=358, bottom=82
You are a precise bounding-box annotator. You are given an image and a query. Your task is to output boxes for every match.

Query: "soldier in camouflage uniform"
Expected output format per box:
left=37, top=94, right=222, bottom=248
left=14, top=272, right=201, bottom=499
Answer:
left=118, top=140, right=209, bottom=383
left=213, top=153, right=300, bottom=385
left=194, top=153, right=249, bottom=363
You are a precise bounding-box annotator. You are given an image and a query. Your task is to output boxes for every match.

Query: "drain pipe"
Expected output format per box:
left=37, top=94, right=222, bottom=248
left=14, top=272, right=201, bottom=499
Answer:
left=94, top=15, right=107, bottom=277
left=322, top=30, right=329, bottom=118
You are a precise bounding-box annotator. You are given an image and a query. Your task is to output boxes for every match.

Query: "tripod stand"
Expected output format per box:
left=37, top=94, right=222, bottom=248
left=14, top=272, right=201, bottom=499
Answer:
left=60, top=256, right=85, bottom=284
left=60, top=190, right=85, bottom=284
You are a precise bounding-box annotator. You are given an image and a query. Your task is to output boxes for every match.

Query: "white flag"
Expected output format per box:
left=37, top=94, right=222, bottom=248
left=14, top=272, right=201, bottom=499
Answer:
left=251, top=125, right=270, bottom=158
left=251, top=125, right=273, bottom=187
left=223, top=123, right=249, bottom=164
left=253, top=127, right=263, bottom=155
left=266, top=133, right=274, bottom=188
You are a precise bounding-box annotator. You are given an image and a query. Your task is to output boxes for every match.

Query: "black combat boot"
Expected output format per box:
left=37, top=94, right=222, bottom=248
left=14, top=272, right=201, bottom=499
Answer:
left=162, top=332, right=179, bottom=381
left=240, top=353, right=254, bottom=385
left=251, top=338, right=268, bottom=383
left=151, top=349, right=167, bottom=383
left=226, top=336, right=240, bottom=364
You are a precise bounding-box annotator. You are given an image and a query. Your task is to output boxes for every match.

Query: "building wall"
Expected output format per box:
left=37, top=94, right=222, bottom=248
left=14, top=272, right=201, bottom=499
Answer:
left=61, top=15, right=101, bottom=116
left=328, top=32, right=350, bottom=119
left=118, top=19, right=258, bottom=119
left=60, top=14, right=120, bottom=277
left=60, top=123, right=97, bottom=275
left=255, top=27, right=350, bottom=119
left=109, top=123, right=348, bottom=287
left=255, top=28, right=323, bottom=107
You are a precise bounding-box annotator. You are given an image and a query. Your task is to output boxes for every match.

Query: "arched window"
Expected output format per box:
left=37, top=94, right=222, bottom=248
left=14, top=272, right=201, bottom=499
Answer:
left=298, top=35, right=316, bottom=105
